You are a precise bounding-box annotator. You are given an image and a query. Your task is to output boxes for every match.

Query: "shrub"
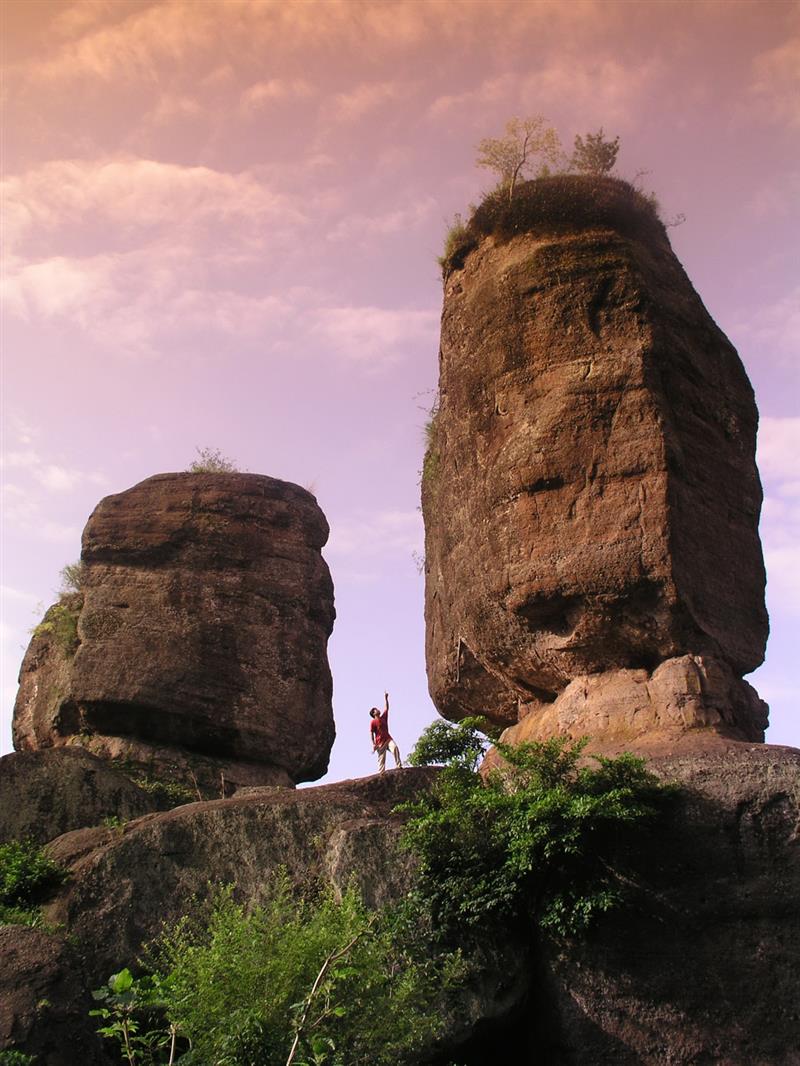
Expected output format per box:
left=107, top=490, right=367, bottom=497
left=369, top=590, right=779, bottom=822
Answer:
left=0, top=840, right=65, bottom=926
left=409, top=717, right=493, bottom=773
left=95, top=872, right=466, bottom=1065
left=437, top=213, right=477, bottom=275
left=187, top=446, right=239, bottom=473
left=0, top=1052, right=37, bottom=1065
left=400, top=736, right=673, bottom=939
left=59, top=560, right=87, bottom=594
left=571, top=129, right=620, bottom=175
left=31, top=597, right=81, bottom=657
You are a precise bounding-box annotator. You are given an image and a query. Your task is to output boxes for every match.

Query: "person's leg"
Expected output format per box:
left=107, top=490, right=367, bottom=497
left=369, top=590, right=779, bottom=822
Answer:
left=388, top=739, right=402, bottom=768
left=377, top=744, right=387, bottom=773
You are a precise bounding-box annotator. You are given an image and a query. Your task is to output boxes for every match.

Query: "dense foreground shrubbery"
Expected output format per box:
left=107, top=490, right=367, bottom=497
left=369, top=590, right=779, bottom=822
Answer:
left=92, top=874, right=467, bottom=1066
left=91, top=733, right=674, bottom=1065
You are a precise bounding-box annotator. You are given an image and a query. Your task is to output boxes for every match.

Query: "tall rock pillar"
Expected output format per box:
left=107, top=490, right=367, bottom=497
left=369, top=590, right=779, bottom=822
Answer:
left=423, top=177, right=768, bottom=750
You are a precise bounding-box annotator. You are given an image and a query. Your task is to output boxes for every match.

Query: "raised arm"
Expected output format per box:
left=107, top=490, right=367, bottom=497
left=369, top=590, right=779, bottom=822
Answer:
left=384, top=691, right=390, bottom=713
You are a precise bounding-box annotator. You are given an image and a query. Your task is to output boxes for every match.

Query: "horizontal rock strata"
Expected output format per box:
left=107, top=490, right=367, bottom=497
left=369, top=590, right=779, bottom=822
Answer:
left=13, top=472, right=336, bottom=790
left=423, top=177, right=768, bottom=744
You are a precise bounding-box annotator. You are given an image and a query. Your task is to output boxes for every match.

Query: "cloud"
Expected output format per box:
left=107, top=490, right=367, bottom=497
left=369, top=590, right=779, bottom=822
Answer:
left=240, top=78, right=314, bottom=112
left=326, top=509, right=423, bottom=559
left=312, top=306, right=439, bottom=366
left=328, top=81, right=413, bottom=123
left=733, top=285, right=800, bottom=370
left=3, top=157, right=302, bottom=255
left=326, top=198, right=438, bottom=243
left=749, top=33, right=800, bottom=129
left=1, top=157, right=309, bottom=355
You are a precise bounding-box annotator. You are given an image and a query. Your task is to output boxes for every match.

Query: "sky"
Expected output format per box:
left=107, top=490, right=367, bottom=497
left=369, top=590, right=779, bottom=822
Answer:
left=1, top=0, right=798, bottom=783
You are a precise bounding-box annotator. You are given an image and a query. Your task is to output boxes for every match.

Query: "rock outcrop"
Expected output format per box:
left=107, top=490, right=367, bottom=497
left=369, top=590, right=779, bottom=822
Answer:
left=0, top=748, right=160, bottom=845
left=13, top=473, right=336, bottom=790
left=1, top=770, right=527, bottom=1064
left=423, top=176, right=768, bottom=747
left=2, top=751, right=797, bottom=1065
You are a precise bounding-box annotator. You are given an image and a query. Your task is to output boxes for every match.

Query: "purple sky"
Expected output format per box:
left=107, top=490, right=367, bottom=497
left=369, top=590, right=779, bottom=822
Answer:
left=2, top=0, right=798, bottom=781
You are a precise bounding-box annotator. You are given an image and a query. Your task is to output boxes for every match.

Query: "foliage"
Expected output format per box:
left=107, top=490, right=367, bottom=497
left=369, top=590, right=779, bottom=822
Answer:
left=409, top=717, right=493, bottom=773
left=31, top=599, right=81, bottom=657
left=0, top=1052, right=37, bottom=1065
left=471, top=174, right=664, bottom=245
left=187, top=446, right=239, bottom=474
left=400, top=737, right=672, bottom=939
left=91, top=968, right=177, bottom=1066
left=571, top=128, right=620, bottom=174
left=476, top=116, right=562, bottom=201
left=95, top=873, right=465, bottom=1065
left=59, top=560, right=87, bottom=594
left=131, top=776, right=196, bottom=809
left=0, top=840, right=65, bottom=926
left=437, top=213, right=476, bottom=274
left=421, top=398, right=441, bottom=489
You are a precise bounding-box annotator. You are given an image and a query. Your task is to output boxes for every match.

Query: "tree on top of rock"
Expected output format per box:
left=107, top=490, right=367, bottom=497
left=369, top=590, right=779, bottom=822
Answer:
left=571, top=128, right=620, bottom=175
left=476, top=116, right=561, bottom=201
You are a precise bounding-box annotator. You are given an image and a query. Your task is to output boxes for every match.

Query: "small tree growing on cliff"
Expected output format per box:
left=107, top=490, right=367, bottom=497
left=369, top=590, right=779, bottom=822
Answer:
left=476, top=116, right=562, bottom=201
left=571, top=128, right=620, bottom=174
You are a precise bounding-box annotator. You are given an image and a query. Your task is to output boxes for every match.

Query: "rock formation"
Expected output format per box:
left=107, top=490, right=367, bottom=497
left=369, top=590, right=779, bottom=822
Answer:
left=423, top=176, right=769, bottom=748
left=0, top=748, right=160, bottom=845
left=13, top=472, right=336, bottom=790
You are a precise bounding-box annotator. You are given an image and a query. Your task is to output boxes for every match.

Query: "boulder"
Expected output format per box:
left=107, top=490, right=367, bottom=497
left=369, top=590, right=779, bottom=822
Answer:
left=0, top=747, right=160, bottom=845
left=13, top=472, right=336, bottom=790
left=0, top=925, right=107, bottom=1063
left=532, top=743, right=800, bottom=1065
left=423, top=177, right=768, bottom=743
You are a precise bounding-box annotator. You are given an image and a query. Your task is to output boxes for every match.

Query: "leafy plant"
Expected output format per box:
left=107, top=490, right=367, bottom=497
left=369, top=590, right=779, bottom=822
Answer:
left=438, top=213, right=476, bottom=275
left=187, top=446, right=239, bottom=473
left=91, top=969, right=177, bottom=1066
left=91, top=872, right=467, bottom=1065
left=0, top=840, right=65, bottom=927
left=401, top=736, right=673, bottom=939
left=31, top=599, right=81, bottom=657
left=130, top=776, right=196, bottom=809
left=59, top=560, right=87, bottom=594
left=0, top=1051, right=37, bottom=1065
left=571, top=128, right=620, bottom=174
left=409, top=716, right=492, bottom=773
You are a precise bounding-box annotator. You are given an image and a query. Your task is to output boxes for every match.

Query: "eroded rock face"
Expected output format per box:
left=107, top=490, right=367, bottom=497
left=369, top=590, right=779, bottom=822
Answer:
left=13, top=473, right=336, bottom=789
left=423, top=182, right=768, bottom=743
left=533, top=744, right=800, bottom=1065
left=0, top=748, right=160, bottom=845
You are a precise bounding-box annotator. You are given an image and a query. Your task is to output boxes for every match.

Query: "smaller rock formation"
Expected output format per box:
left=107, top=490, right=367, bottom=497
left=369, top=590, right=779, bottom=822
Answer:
left=0, top=748, right=160, bottom=845
left=13, top=472, right=336, bottom=791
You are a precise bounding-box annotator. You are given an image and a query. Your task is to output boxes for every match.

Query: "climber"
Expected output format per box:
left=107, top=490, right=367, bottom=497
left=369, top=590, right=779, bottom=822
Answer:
left=370, top=691, right=403, bottom=773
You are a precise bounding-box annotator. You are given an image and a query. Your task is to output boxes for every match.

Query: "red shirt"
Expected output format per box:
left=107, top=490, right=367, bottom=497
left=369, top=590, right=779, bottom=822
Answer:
left=370, top=709, right=391, bottom=746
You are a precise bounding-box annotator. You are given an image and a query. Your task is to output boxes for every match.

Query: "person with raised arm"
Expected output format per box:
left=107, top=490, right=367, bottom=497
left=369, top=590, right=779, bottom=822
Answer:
left=369, top=691, right=402, bottom=773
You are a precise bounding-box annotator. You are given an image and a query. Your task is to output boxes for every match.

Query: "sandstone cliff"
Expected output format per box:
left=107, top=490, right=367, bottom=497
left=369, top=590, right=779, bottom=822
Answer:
left=13, top=472, right=336, bottom=791
left=424, top=176, right=768, bottom=748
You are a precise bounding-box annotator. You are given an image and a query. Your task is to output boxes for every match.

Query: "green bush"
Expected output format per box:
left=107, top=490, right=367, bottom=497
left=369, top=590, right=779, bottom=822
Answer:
left=31, top=598, right=81, bottom=657
left=59, top=560, right=87, bottom=594
left=438, top=213, right=477, bottom=275
left=401, top=736, right=673, bottom=938
left=95, top=873, right=465, bottom=1065
left=0, top=840, right=65, bottom=926
left=409, top=717, right=493, bottom=773
left=0, top=1051, right=37, bottom=1065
